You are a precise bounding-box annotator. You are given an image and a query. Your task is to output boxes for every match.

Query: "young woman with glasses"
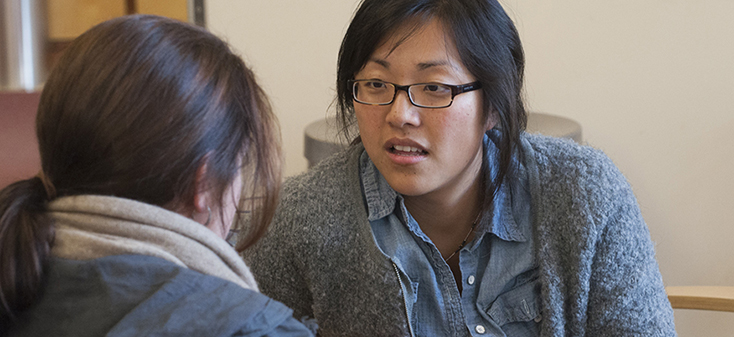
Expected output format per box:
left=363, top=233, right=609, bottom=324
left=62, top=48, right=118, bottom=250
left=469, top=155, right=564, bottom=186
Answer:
left=0, top=15, right=314, bottom=336
left=244, top=0, right=676, bottom=336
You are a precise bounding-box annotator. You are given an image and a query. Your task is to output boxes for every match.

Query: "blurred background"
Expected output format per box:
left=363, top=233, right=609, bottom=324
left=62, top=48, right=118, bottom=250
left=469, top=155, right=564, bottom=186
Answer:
left=1, top=1, right=732, bottom=335
left=1, top=0, right=200, bottom=188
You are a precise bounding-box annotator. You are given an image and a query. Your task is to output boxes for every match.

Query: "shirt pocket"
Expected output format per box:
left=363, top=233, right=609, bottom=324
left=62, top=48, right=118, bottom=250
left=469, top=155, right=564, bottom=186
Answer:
left=485, top=276, right=542, bottom=328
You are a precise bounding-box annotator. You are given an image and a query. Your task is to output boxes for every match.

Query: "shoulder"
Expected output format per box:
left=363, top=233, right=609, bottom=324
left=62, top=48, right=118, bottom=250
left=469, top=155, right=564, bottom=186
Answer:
left=277, top=145, right=365, bottom=227
left=523, top=133, right=619, bottom=178
left=521, top=133, right=644, bottom=247
left=243, top=143, right=371, bottom=286
left=281, top=145, right=361, bottom=202
left=16, top=255, right=312, bottom=336
left=521, top=133, right=632, bottom=201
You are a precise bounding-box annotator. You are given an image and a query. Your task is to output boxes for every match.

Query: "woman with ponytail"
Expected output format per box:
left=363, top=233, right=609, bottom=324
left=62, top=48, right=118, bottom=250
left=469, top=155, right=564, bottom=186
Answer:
left=0, top=15, right=313, bottom=336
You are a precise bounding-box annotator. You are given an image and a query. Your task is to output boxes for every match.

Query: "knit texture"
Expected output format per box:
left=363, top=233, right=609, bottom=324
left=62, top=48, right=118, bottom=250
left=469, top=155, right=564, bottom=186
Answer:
left=243, top=133, right=676, bottom=336
left=49, top=195, right=259, bottom=290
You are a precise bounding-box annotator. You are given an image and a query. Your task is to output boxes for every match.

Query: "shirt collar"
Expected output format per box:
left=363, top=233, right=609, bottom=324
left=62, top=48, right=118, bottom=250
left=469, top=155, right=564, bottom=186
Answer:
left=360, top=149, right=399, bottom=221
left=360, top=130, right=528, bottom=243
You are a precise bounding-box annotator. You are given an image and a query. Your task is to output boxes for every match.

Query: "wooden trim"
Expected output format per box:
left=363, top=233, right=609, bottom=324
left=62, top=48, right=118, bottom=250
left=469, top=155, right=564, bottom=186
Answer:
left=126, top=0, right=137, bottom=15
left=666, top=286, right=734, bottom=312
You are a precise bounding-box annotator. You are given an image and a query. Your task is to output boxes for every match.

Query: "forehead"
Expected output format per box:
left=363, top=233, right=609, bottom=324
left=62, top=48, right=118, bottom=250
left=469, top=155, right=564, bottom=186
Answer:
left=367, top=19, right=464, bottom=71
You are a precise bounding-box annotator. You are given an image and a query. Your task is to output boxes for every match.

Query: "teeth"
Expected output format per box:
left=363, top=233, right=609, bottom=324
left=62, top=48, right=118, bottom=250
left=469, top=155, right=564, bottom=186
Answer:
left=394, top=145, right=422, bottom=153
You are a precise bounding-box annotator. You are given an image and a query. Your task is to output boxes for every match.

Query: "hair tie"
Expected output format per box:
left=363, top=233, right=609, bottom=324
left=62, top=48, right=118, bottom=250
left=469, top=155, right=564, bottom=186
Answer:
left=36, top=171, right=57, bottom=199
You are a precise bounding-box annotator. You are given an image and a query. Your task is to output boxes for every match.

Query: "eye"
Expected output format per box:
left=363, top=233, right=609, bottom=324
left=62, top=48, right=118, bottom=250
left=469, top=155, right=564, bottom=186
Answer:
left=365, top=81, right=387, bottom=89
left=421, top=83, right=450, bottom=95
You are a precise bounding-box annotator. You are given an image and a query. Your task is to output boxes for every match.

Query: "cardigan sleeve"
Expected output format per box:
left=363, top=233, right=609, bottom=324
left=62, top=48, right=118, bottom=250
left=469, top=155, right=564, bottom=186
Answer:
left=582, top=159, right=676, bottom=336
left=524, top=134, right=676, bottom=336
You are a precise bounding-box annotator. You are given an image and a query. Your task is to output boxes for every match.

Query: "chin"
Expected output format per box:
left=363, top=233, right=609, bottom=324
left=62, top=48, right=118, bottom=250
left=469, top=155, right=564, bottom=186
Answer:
left=384, top=178, right=429, bottom=197
left=373, top=158, right=432, bottom=196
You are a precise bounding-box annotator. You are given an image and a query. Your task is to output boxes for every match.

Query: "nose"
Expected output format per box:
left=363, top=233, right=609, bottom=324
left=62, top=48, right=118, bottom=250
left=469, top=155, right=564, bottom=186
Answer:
left=386, top=90, right=421, bottom=128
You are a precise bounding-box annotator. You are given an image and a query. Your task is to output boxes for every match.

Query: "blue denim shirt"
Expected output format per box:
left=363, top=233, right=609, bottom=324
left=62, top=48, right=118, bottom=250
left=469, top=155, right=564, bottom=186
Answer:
left=361, top=133, right=541, bottom=337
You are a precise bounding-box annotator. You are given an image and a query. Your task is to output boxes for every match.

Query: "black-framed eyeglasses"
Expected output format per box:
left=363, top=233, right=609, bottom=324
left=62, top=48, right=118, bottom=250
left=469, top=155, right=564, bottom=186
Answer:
left=349, top=79, right=482, bottom=109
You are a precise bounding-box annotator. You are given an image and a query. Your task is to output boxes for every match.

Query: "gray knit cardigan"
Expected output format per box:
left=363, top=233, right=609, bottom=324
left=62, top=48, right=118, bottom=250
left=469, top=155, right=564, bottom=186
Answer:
left=243, top=133, right=676, bottom=336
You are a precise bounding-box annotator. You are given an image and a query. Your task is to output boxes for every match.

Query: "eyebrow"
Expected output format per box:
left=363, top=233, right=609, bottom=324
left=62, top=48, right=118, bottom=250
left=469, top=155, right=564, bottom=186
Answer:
left=416, top=60, right=449, bottom=71
left=369, top=58, right=390, bottom=69
left=367, top=58, right=451, bottom=72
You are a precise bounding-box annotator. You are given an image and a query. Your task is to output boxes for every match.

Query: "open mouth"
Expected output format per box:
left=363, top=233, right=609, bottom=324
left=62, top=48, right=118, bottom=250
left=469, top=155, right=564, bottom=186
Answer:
left=389, top=145, right=428, bottom=156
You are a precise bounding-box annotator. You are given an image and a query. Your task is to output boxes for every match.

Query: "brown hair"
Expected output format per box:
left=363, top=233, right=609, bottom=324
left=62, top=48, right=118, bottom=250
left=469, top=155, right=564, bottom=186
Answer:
left=0, top=15, right=281, bottom=325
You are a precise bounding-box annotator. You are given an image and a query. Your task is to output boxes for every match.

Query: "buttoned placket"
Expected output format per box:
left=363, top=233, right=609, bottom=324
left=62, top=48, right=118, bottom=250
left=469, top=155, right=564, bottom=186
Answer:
left=400, top=204, right=470, bottom=337
left=459, top=232, right=498, bottom=336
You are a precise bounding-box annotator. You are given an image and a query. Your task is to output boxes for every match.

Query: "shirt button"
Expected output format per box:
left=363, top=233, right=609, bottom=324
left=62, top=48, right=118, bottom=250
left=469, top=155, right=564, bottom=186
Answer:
left=467, top=275, right=475, bottom=285
left=475, top=325, right=486, bottom=334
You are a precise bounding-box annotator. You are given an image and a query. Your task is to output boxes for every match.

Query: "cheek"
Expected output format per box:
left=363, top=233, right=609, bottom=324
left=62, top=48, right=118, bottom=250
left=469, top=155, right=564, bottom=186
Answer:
left=355, top=108, right=380, bottom=142
left=430, top=106, right=472, bottom=133
left=225, top=174, right=244, bottom=219
left=232, top=176, right=243, bottom=203
left=354, top=109, right=366, bottom=133
left=434, top=104, right=486, bottom=148
left=354, top=106, right=370, bottom=127
left=459, top=94, right=486, bottom=132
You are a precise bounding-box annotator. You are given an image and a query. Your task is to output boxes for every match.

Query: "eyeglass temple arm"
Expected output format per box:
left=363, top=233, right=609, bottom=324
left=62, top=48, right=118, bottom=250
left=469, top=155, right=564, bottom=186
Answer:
left=452, top=82, right=482, bottom=96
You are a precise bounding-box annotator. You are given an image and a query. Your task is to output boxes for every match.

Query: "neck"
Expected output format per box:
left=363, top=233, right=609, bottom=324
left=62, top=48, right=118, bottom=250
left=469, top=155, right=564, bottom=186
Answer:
left=403, top=175, right=483, bottom=237
left=402, top=143, right=485, bottom=234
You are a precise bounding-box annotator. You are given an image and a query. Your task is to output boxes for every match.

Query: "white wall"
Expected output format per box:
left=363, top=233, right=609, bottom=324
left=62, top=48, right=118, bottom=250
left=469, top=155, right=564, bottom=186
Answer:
left=205, top=0, right=360, bottom=176
left=207, top=1, right=734, bottom=335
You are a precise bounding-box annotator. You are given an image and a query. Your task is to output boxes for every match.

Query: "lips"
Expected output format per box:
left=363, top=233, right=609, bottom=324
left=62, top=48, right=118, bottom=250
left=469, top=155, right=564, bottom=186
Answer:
left=385, top=138, right=428, bottom=160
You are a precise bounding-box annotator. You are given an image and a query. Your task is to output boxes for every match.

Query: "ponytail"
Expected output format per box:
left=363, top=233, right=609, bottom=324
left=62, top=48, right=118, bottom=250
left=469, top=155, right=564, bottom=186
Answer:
left=0, top=177, right=55, bottom=327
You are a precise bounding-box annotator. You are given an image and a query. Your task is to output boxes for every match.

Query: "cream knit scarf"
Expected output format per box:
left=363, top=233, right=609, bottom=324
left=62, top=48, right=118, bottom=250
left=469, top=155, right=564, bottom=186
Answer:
left=48, top=195, right=258, bottom=291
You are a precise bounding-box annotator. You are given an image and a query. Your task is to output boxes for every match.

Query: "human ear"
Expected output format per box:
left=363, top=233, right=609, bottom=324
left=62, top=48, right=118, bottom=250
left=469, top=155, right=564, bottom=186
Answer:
left=192, top=160, right=211, bottom=224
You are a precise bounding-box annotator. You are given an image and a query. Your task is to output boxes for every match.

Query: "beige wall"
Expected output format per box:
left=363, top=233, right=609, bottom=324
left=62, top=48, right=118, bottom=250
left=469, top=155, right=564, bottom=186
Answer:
left=207, top=1, right=734, bottom=335
left=206, top=0, right=358, bottom=176
left=48, top=0, right=126, bottom=40
left=48, top=0, right=188, bottom=40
